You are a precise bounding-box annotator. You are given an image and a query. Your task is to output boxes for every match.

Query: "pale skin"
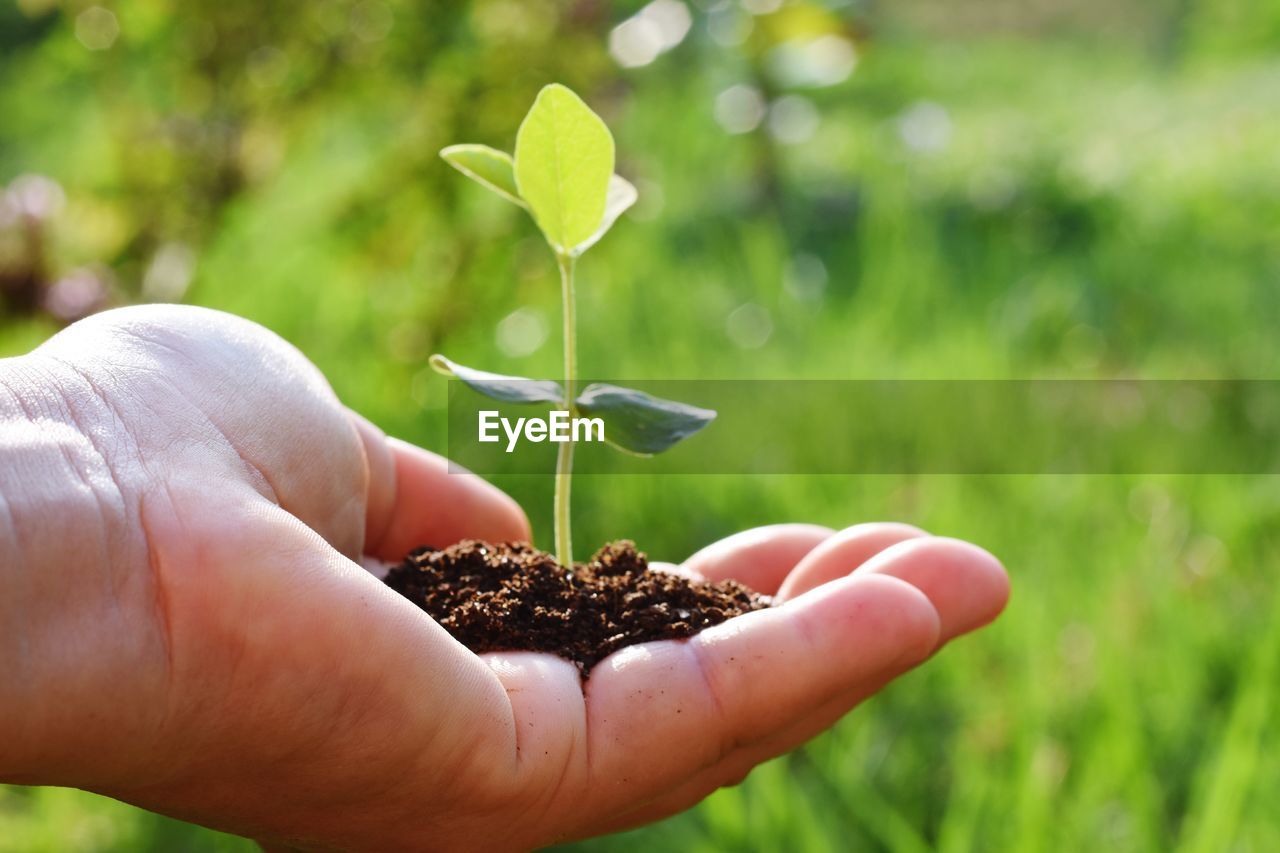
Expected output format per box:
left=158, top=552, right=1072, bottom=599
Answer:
left=0, top=305, right=1009, bottom=851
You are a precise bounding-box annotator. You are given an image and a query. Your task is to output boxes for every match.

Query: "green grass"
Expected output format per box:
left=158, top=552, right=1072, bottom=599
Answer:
left=2, top=19, right=1279, bottom=853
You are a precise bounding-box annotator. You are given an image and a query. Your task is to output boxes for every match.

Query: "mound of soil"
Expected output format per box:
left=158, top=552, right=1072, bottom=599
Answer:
left=384, top=540, right=769, bottom=675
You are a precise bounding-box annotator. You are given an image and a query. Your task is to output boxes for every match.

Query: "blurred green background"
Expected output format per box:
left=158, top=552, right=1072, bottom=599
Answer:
left=2, top=0, right=1279, bottom=850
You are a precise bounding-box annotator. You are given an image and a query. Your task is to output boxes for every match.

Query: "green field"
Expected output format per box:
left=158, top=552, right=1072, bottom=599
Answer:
left=2, top=1, right=1279, bottom=850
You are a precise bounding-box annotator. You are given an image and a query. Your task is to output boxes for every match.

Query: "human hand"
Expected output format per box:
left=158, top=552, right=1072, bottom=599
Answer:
left=0, top=306, right=1008, bottom=851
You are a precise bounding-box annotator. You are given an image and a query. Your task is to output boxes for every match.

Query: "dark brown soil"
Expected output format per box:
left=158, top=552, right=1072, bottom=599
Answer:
left=384, top=540, right=769, bottom=675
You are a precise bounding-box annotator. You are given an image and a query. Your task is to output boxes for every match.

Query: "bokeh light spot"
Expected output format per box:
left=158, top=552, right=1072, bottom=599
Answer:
left=609, top=0, right=692, bottom=69
left=767, top=35, right=857, bottom=88
left=75, top=6, right=119, bottom=52
left=784, top=253, right=828, bottom=302
left=714, top=84, right=766, bottom=134
left=142, top=243, right=196, bottom=303
left=896, top=101, right=952, bottom=154
left=768, top=95, right=820, bottom=144
left=496, top=306, right=549, bottom=358
left=351, top=1, right=393, bottom=43
left=707, top=6, right=753, bottom=46
left=726, top=302, right=773, bottom=349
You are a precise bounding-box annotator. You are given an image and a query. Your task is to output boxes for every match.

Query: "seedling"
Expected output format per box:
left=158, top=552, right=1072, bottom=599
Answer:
left=433, top=84, right=715, bottom=567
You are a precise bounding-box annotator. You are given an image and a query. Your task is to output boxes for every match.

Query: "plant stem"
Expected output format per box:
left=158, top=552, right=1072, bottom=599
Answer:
left=554, top=251, right=577, bottom=568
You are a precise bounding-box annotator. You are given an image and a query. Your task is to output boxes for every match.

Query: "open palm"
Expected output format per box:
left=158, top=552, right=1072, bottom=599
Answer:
left=8, top=306, right=1007, bottom=852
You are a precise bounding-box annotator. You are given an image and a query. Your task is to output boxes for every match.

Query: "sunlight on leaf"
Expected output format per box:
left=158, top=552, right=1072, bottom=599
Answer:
left=515, top=84, right=615, bottom=254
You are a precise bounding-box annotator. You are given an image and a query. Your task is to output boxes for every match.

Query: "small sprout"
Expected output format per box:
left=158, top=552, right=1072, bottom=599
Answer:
left=434, top=84, right=716, bottom=566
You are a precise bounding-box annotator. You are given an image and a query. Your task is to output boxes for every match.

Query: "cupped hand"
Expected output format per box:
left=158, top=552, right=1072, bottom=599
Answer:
left=2, top=306, right=1008, bottom=852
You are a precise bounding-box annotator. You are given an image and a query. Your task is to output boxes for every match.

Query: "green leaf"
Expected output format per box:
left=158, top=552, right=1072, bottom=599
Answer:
left=571, top=174, right=638, bottom=256
left=440, top=144, right=526, bottom=207
left=430, top=355, right=564, bottom=405
left=576, top=383, right=716, bottom=455
left=515, top=84, right=615, bottom=254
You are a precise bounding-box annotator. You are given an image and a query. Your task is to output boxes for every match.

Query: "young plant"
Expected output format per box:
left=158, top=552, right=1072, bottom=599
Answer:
left=433, top=84, right=715, bottom=567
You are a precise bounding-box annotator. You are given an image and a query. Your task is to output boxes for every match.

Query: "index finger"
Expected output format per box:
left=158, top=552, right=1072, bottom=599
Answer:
left=683, top=523, right=834, bottom=594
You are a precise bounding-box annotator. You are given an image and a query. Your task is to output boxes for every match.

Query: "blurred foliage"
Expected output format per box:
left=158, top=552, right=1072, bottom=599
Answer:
left=2, top=0, right=1280, bottom=851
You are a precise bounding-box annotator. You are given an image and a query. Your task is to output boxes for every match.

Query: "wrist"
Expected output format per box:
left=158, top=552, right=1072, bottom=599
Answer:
left=0, top=353, right=149, bottom=784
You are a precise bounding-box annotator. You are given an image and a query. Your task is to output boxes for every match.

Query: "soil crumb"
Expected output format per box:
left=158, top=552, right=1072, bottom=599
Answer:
left=384, top=540, right=769, bottom=675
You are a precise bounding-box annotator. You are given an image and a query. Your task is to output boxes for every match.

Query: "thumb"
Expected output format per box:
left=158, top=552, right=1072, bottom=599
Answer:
left=349, top=411, right=531, bottom=561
